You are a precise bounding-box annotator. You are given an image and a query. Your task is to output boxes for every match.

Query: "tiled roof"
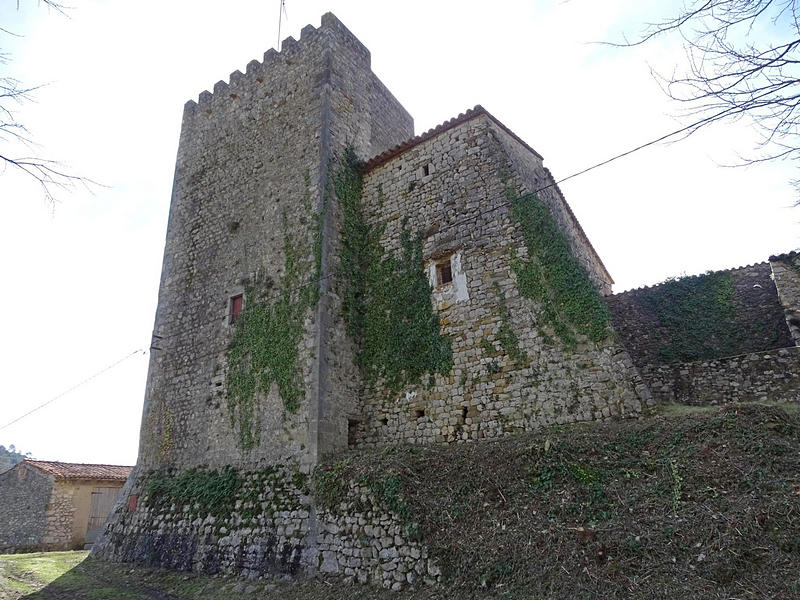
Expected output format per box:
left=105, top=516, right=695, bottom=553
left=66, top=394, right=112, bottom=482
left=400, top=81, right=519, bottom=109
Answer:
left=361, top=105, right=613, bottom=284
left=362, top=105, right=543, bottom=171
left=24, top=460, right=132, bottom=481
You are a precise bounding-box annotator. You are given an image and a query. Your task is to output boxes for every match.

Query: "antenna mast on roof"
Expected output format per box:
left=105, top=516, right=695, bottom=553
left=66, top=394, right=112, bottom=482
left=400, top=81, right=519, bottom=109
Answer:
left=277, top=0, right=287, bottom=49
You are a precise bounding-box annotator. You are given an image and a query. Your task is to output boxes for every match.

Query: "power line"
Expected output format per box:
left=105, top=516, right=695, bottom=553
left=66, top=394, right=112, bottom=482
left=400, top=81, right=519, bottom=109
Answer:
left=0, top=349, right=147, bottom=432
left=142, top=101, right=763, bottom=352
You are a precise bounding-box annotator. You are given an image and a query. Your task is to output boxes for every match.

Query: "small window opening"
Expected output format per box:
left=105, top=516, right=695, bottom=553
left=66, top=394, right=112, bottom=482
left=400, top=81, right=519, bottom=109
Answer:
left=128, top=494, right=138, bottom=512
left=347, top=419, right=359, bottom=447
left=436, top=259, right=453, bottom=286
left=422, top=164, right=430, bottom=177
left=230, top=294, right=243, bottom=323
left=380, top=417, right=388, bottom=427
left=461, top=406, right=469, bottom=421
left=414, top=408, right=426, bottom=420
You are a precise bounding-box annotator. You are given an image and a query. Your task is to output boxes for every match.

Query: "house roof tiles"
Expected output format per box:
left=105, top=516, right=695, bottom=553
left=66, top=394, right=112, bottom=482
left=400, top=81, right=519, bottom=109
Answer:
left=23, top=460, right=132, bottom=481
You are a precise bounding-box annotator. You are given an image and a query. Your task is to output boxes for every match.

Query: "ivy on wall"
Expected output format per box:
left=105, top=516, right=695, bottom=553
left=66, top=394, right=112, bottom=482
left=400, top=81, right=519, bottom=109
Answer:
left=144, top=465, right=307, bottom=522
left=487, top=282, right=527, bottom=366
left=334, top=149, right=453, bottom=391
left=640, top=271, right=740, bottom=363
left=226, top=186, right=324, bottom=450
left=508, top=190, right=611, bottom=348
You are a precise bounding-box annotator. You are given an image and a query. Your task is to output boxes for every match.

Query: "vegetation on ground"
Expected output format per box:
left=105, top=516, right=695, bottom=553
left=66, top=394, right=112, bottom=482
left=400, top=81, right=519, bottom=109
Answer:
left=4, top=404, right=799, bottom=599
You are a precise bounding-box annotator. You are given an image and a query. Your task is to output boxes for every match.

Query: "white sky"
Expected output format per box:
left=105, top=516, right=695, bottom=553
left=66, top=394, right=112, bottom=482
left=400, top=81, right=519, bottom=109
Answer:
left=0, top=0, right=797, bottom=465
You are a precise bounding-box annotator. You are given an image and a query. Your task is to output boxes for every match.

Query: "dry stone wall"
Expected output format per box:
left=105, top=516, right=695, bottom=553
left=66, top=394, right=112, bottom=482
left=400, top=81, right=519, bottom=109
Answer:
left=349, top=114, right=651, bottom=447
left=606, top=263, right=793, bottom=367
left=95, top=467, right=438, bottom=590
left=643, top=346, right=800, bottom=405
left=607, top=262, right=799, bottom=406
left=770, top=252, right=800, bottom=345
left=0, top=463, right=53, bottom=552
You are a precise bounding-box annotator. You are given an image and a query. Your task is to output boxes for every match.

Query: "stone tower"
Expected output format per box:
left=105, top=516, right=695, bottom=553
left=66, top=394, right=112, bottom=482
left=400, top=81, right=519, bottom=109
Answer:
left=95, top=13, right=655, bottom=580
left=137, top=13, right=413, bottom=474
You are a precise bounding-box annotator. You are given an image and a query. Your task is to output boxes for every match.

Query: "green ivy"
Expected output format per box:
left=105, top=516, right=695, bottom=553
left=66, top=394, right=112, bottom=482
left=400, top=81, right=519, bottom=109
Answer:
left=491, top=282, right=528, bottom=366
left=334, top=148, right=453, bottom=391
left=145, top=467, right=243, bottom=520
left=640, top=271, right=740, bottom=363
left=226, top=192, right=323, bottom=449
left=508, top=190, right=611, bottom=348
left=144, top=466, right=305, bottom=522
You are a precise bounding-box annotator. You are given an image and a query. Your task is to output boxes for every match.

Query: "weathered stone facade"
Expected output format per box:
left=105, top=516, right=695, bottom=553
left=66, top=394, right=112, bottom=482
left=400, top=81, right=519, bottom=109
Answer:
left=643, top=346, right=800, bottom=405
left=96, top=466, right=439, bottom=590
left=0, top=461, right=130, bottom=553
left=351, top=112, right=651, bottom=446
left=137, top=13, right=412, bottom=476
left=770, top=251, right=800, bottom=345
left=95, top=11, right=800, bottom=589
left=607, top=261, right=800, bottom=405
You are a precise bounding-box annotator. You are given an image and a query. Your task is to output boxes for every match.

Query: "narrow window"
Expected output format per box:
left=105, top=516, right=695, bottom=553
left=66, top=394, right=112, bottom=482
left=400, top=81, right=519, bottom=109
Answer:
left=422, top=164, right=430, bottom=177
left=230, top=294, right=243, bottom=323
left=461, top=406, right=469, bottom=421
left=436, top=259, right=453, bottom=286
left=414, top=408, right=426, bottom=420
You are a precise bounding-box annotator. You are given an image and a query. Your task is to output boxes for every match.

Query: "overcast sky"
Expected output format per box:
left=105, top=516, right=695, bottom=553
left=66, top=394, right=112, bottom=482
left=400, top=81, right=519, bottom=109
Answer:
left=0, top=0, right=796, bottom=465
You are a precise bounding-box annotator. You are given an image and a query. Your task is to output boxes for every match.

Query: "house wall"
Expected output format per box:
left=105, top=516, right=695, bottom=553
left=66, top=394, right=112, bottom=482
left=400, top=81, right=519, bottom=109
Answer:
left=0, top=463, right=53, bottom=553
left=0, top=465, right=127, bottom=552
left=349, top=115, right=651, bottom=447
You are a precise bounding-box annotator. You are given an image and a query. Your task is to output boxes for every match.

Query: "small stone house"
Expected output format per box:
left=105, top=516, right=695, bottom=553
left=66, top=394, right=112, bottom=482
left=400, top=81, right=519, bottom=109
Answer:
left=0, top=459, right=132, bottom=553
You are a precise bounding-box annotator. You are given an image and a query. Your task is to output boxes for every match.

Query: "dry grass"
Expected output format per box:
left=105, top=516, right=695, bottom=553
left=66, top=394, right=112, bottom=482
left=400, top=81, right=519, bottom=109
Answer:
left=5, top=403, right=799, bottom=599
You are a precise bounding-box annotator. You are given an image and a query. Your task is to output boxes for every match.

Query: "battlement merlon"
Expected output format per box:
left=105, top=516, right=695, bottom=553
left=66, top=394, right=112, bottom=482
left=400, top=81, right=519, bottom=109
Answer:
left=181, top=12, right=374, bottom=118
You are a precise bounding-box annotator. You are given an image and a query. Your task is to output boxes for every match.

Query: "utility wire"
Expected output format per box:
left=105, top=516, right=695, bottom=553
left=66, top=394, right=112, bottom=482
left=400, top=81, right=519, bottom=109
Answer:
left=0, top=102, right=747, bottom=427
left=147, top=103, right=744, bottom=347
left=0, top=349, right=147, bottom=432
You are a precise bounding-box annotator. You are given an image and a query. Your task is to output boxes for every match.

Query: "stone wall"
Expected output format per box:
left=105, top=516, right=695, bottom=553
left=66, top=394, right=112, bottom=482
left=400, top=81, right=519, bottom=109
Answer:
left=346, top=112, right=651, bottom=447
left=770, top=252, right=800, bottom=345
left=0, top=463, right=53, bottom=552
left=94, top=467, right=439, bottom=590
left=41, top=480, right=77, bottom=550
left=643, top=346, right=800, bottom=405
left=136, top=12, right=413, bottom=474
left=607, top=263, right=794, bottom=367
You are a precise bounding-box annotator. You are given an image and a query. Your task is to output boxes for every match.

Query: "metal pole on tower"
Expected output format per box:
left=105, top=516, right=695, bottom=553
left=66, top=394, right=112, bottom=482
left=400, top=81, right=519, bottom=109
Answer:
left=277, top=0, right=285, bottom=49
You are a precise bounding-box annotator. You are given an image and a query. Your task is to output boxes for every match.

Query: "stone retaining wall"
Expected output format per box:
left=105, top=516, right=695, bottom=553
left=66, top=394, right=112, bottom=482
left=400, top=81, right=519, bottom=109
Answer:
left=95, top=467, right=439, bottom=590
left=642, top=346, right=800, bottom=405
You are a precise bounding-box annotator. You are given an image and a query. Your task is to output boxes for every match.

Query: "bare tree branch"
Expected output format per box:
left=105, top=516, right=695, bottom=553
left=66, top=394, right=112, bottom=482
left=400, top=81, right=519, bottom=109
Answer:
left=1, top=1, right=92, bottom=205
left=611, top=0, right=800, bottom=200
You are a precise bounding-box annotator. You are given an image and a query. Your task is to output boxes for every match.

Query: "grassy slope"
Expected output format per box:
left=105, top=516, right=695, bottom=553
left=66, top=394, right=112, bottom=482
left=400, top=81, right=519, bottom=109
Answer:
left=0, top=552, right=87, bottom=599
left=3, top=404, right=799, bottom=600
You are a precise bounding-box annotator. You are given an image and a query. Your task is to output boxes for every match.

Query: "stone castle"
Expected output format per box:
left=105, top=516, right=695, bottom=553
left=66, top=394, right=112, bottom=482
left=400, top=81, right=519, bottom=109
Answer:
left=95, top=14, right=800, bottom=586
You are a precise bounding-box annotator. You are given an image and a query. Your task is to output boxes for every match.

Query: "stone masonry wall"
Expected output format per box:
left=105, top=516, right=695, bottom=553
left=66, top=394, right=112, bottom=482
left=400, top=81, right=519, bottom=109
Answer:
left=489, top=118, right=613, bottom=294
left=0, top=463, right=53, bottom=552
left=136, top=13, right=412, bottom=474
left=606, top=263, right=794, bottom=367
left=643, top=346, right=800, bottom=405
left=41, top=480, right=77, bottom=550
left=349, top=114, right=651, bottom=447
left=95, top=467, right=439, bottom=590
left=770, top=252, right=800, bottom=345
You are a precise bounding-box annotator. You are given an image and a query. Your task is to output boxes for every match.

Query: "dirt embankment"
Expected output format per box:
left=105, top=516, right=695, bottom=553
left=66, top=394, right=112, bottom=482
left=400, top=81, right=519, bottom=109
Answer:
left=4, top=404, right=799, bottom=600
